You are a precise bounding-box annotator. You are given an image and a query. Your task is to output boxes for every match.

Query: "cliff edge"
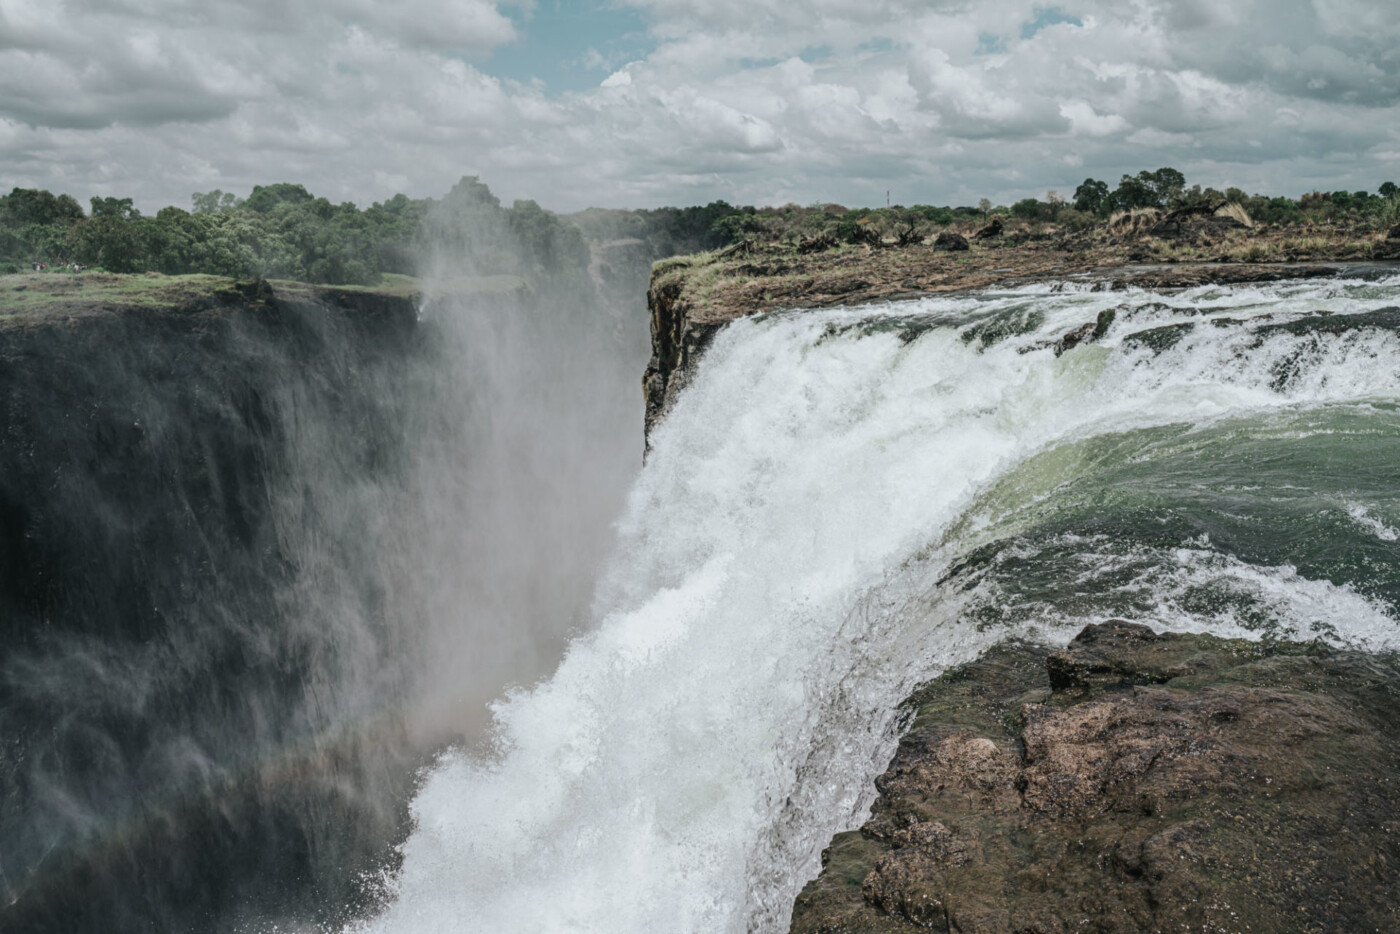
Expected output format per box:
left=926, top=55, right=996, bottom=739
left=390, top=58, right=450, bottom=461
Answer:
left=642, top=226, right=1400, bottom=441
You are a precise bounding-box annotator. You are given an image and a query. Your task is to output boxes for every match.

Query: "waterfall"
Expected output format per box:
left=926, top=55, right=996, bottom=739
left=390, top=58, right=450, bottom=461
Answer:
left=362, top=274, right=1400, bottom=932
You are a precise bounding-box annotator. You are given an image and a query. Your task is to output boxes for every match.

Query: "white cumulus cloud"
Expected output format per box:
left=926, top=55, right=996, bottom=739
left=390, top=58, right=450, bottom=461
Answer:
left=0, top=0, right=1396, bottom=212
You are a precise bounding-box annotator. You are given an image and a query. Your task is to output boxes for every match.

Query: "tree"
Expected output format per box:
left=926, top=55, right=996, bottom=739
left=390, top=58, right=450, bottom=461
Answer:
left=1143, top=167, right=1186, bottom=207
left=1113, top=173, right=1158, bottom=210
left=1011, top=198, right=1047, bottom=221
left=90, top=196, right=140, bottom=220
left=507, top=199, right=589, bottom=276
left=1380, top=181, right=1398, bottom=199
left=1111, top=168, right=1189, bottom=211
left=710, top=212, right=762, bottom=245
left=0, top=188, right=84, bottom=227
left=192, top=190, right=239, bottom=214
left=67, top=215, right=143, bottom=271
left=1073, top=178, right=1110, bottom=215
left=244, top=183, right=315, bottom=214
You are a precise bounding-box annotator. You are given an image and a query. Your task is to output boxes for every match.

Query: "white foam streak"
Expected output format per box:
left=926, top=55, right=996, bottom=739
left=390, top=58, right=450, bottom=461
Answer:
left=1346, top=502, right=1400, bottom=542
left=361, top=275, right=1400, bottom=934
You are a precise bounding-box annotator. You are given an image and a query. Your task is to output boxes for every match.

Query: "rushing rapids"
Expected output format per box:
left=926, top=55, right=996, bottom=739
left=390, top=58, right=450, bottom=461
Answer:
left=361, top=273, right=1400, bottom=933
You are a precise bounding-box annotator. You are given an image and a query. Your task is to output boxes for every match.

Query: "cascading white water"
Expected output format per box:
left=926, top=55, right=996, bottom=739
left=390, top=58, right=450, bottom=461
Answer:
left=358, top=274, right=1400, bottom=933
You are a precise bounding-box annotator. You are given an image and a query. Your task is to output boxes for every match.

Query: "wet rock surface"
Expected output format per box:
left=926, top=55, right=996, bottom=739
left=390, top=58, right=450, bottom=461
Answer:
left=0, top=285, right=426, bottom=933
left=790, top=621, right=1400, bottom=933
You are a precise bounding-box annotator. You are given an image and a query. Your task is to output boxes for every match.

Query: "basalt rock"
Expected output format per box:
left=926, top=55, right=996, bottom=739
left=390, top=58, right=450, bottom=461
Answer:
left=933, top=232, right=970, bottom=252
left=973, top=218, right=1004, bottom=240
left=643, top=269, right=726, bottom=444
left=0, top=282, right=425, bottom=934
left=790, top=621, right=1400, bottom=933
left=1149, top=213, right=1248, bottom=242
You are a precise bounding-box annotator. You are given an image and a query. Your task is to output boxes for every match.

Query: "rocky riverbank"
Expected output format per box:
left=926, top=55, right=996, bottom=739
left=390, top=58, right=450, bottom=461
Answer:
left=789, top=622, right=1400, bottom=933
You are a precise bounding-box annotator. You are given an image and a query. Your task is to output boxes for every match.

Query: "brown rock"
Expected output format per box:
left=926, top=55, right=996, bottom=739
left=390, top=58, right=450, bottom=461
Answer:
left=933, top=232, right=970, bottom=252
left=973, top=218, right=1004, bottom=240
left=789, top=624, right=1400, bottom=934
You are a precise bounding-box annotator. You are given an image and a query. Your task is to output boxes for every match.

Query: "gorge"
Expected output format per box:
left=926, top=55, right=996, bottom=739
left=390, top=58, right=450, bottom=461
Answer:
left=371, top=261, right=1400, bottom=932
left=4, top=250, right=1400, bottom=933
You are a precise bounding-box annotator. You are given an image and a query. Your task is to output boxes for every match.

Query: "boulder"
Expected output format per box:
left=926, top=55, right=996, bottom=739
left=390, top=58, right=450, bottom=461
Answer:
left=790, top=622, right=1400, bottom=934
left=1388, top=223, right=1400, bottom=241
left=798, top=233, right=838, bottom=254
left=932, top=232, right=969, bottom=252
left=972, top=218, right=1004, bottom=240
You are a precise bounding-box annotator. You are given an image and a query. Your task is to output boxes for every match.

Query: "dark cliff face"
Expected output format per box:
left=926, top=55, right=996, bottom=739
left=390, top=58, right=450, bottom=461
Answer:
left=0, top=285, right=426, bottom=933
left=790, top=622, right=1400, bottom=933
left=643, top=271, right=722, bottom=445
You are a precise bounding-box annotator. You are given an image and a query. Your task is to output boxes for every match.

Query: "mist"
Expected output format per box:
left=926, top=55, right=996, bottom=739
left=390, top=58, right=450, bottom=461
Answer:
left=0, top=184, right=652, bottom=932
left=391, top=208, right=650, bottom=750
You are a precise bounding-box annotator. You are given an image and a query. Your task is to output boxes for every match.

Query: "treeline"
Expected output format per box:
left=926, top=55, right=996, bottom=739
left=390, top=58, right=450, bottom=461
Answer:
left=575, top=167, right=1400, bottom=257
left=1057, top=168, right=1400, bottom=228
left=0, top=177, right=592, bottom=285
left=4, top=167, right=1399, bottom=282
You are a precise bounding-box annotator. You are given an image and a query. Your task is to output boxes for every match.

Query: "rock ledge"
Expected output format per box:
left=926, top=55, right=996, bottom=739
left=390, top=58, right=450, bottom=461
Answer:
left=790, top=621, right=1400, bottom=933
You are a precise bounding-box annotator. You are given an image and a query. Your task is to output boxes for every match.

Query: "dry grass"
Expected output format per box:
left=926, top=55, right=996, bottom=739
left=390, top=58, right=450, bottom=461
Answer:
left=1216, top=202, right=1254, bottom=228
left=1278, top=236, right=1332, bottom=255
left=1108, top=208, right=1162, bottom=236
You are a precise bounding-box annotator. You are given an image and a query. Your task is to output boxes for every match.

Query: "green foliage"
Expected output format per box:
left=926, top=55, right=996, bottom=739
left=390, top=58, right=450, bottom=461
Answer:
left=1, top=188, right=84, bottom=227
left=1011, top=197, right=1058, bottom=221
left=244, top=183, right=315, bottom=214
left=192, top=190, right=241, bottom=214
left=90, top=196, right=140, bottom=220
left=1073, top=179, right=1111, bottom=216
left=710, top=212, right=763, bottom=245
left=66, top=216, right=143, bottom=271
left=4, top=167, right=1400, bottom=286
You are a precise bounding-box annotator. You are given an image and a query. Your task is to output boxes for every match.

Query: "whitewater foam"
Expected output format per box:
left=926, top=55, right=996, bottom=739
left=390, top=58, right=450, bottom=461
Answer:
left=357, top=275, right=1400, bottom=933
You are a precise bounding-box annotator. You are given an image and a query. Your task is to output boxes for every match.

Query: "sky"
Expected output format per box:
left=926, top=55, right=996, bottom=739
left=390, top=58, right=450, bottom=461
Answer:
left=1, top=0, right=1398, bottom=214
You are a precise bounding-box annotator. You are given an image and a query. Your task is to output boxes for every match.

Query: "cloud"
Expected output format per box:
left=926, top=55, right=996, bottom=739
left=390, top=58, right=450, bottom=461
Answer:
left=0, top=0, right=1397, bottom=214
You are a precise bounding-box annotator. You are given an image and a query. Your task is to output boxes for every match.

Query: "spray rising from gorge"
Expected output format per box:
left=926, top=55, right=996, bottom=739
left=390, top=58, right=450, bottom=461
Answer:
left=360, top=273, right=1400, bottom=932
left=0, top=197, right=651, bottom=932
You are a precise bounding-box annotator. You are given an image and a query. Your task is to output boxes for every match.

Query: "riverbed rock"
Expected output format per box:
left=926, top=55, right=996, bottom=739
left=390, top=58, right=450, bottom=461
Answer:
left=973, top=218, right=1004, bottom=240
left=789, top=621, right=1400, bottom=933
left=932, top=232, right=970, bottom=252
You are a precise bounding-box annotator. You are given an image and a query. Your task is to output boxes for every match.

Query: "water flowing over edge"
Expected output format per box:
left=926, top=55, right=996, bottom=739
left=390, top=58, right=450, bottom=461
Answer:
left=356, top=273, right=1400, bottom=933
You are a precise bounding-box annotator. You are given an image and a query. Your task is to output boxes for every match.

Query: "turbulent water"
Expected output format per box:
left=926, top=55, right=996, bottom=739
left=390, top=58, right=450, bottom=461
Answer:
left=361, top=273, right=1400, bottom=933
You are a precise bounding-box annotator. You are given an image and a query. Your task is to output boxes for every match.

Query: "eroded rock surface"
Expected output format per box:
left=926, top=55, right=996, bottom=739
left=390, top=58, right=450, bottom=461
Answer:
left=790, top=621, right=1400, bottom=933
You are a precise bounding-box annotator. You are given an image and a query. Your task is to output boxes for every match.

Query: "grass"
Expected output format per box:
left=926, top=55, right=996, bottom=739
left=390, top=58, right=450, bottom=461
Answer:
left=651, top=251, right=717, bottom=286
left=0, top=271, right=239, bottom=314
left=1216, top=202, right=1254, bottom=228
left=1278, top=236, right=1332, bottom=255
left=0, top=270, right=425, bottom=316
